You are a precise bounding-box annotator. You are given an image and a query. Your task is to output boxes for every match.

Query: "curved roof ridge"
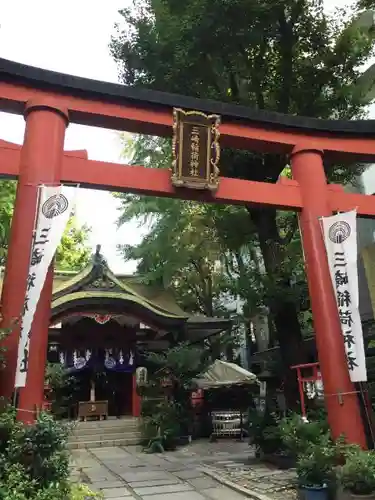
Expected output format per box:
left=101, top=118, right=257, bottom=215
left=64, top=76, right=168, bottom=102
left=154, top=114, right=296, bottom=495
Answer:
left=53, top=262, right=94, bottom=295
left=106, top=268, right=188, bottom=318
left=51, top=260, right=188, bottom=318
left=51, top=291, right=187, bottom=320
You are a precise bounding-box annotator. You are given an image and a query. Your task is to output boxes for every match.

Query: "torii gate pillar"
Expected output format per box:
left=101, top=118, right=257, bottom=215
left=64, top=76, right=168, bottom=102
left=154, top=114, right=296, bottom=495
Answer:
left=0, top=99, right=68, bottom=422
left=290, top=145, right=367, bottom=447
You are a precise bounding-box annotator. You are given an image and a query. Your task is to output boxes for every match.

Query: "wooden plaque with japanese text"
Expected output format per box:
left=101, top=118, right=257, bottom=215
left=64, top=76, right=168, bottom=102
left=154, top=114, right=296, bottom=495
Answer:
left=171, top=108, right=220, bottom=191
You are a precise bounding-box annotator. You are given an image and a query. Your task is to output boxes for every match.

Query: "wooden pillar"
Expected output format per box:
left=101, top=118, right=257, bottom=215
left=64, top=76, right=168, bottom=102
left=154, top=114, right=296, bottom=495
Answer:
left=0, top=99, right=68, bottom=422
left=290, top=145, right=367, bottom=447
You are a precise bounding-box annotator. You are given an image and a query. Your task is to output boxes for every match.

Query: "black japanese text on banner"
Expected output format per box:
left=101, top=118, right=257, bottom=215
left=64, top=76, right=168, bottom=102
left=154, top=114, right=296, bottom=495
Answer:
left=15, top=185, right=78, bottom=388
left=321, top=210, right=367, bottom=382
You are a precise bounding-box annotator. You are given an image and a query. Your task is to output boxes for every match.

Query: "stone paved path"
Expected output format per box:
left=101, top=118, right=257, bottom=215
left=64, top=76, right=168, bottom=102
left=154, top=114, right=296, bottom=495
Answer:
left=203, top=456, right=297, bottom=500
left=70, top=443, right=251, bottom=499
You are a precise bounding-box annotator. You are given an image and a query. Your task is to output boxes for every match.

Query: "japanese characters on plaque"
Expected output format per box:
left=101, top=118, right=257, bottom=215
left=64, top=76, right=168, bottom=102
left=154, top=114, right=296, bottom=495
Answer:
left=171, top=108, right=220, bottom=191
left=15, top=186, right=77, bottom=388
left=321, top=210, right=367, bottom=382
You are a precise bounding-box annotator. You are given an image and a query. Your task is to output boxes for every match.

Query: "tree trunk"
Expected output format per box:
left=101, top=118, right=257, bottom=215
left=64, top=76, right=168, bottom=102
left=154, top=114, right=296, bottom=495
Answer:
left=249, top=207, right=307, bottom=409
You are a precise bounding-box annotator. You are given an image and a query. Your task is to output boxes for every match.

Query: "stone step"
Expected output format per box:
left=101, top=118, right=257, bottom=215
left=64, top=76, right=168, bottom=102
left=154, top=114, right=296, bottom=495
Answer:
left=70, top=424, right=140, bottom=437
left=69, top=431, right=142, bottom=442
left=70, top=427, right=140, bottom=436
left=67, top=436, right=142, bottom=449
left=73, top=418, right=139, bottom=430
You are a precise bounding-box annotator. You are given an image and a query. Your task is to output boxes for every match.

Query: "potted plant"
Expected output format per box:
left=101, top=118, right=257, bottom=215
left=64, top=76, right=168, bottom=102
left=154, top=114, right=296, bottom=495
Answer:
left=339, top=446, right=375, bottom=499
left=280, top=413, right=330, bottom=457
left=296, top=441, right=337, bottom=500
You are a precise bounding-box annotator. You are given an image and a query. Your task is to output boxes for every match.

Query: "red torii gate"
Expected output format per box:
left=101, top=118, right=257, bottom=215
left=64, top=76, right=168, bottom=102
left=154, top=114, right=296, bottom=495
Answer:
left=1, top=58, right=375, bottom=447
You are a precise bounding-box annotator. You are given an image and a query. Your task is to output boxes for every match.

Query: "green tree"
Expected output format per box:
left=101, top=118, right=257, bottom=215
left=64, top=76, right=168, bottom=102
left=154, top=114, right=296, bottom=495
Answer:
left=111, top=0, right=375, bottom=404
left=140, top=343, right=211, bottom=447
left=116, top=137, right=308, bottom=359
left=0, top=181, right=16, bottom=266
left=55, top=214, right=91, bottom=272
left=0, top=179, right=92, bottom=272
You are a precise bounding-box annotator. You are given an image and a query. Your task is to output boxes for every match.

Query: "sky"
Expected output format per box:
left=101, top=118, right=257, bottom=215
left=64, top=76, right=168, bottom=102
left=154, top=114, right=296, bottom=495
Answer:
left=0, top=0, right=373, bottom=274
left=0, top=0, right=145, bottom=273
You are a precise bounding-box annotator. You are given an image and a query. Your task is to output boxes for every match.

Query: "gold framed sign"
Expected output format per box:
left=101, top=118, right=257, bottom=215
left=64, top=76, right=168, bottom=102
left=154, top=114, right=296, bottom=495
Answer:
left=171, top=108, right=221, bottom=191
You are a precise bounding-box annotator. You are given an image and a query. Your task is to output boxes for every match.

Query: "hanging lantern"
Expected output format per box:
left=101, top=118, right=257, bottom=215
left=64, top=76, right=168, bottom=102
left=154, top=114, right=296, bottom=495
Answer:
left=48, top=342, right=59, bottom=352
left=136, top=366, right=148, bottom=387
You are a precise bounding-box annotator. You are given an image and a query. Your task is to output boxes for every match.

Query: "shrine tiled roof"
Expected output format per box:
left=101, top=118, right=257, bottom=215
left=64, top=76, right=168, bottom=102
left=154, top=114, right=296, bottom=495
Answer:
left=48, top=251, right=231, bottom=339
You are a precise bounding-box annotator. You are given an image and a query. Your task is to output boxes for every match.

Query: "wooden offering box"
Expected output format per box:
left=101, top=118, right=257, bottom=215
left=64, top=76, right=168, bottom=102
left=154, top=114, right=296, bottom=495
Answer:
left=78, top=400, right=108, bottom=421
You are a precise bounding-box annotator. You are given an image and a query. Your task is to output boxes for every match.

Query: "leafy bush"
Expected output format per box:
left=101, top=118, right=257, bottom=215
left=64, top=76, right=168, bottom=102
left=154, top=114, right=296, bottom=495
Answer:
left=139, top=343, right=210, bottom=451
left=70, top=483, right=103, bottom=499
left=0, top=321, right=17, bottom=370
left=0, top=401, right=16, bottom=453
left=248, top=409, right=284, bottom=455
left=45, top=363, right=78, bottom=418
left=141, top=399, right=181, bottom=451
left=339, top=445, right=375, bottom=495
left=279, top=413, right=331, bottom=457
left=0, top=405, right=71, bottom=499
left=296, top=441, right=337, bottom=488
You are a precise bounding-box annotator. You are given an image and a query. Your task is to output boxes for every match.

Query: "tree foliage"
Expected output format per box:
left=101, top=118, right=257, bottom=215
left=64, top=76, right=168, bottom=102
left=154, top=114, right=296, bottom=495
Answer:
left=0, top=181, right=16, bottom=266
left=55, top=214, right=92, bottom=272
left=116, top=137, right=307, bottom=320
left=111, top=0, right=375, bottom=403
left=0, top=181, right=91, bottom=272
left=145, top=343, right=211, bottom=386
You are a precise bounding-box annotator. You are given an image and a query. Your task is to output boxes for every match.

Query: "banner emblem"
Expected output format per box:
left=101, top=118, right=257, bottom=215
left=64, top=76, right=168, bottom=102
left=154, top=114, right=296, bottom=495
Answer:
left=42, top=193, right=69, bottom=219
left=328, top=221, right=351, bottom=244
left=105, top=357, right=116, bottom=369
left=74, top=357, right=86, bottom=370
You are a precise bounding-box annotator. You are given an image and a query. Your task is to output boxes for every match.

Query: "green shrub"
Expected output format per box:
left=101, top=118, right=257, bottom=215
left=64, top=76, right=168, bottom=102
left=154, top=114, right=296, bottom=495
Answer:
left=141, top=399, right=181, bottom=452
left=279, top=413, right=331, bottom=457
left=70, top=483, right=103, bottom=499
left=45, top=363, right=78, bottom=419
left=248, top=409, right=284, bottom=455
left=0, top=406, right=71, bottom=499
left=296, top=441, right=337, bottom=488
left=340, top=445, right=375, bottom=495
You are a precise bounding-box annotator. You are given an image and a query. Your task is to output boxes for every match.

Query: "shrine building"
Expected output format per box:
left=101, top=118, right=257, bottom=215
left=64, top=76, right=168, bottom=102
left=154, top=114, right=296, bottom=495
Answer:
left=42, top=246, right=230, bottom=419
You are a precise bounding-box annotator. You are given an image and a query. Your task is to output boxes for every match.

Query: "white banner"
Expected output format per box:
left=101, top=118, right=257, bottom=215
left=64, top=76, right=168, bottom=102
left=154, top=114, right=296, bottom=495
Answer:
left=15, top=185, right=77, bottom=388
left=321, top=210, right=367, bottom=382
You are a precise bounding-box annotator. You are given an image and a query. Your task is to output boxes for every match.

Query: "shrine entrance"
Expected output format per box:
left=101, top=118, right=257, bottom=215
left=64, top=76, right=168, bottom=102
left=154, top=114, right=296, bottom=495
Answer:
left=1, top=57, right=375, bottom=447
left=44, top=247, right=230, bottom=420
left=69, top=369, right=133, bottom=419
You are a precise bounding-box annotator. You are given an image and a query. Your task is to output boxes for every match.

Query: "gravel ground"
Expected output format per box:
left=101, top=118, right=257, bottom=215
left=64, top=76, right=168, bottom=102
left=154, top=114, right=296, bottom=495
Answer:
left=203, top=458, right=298, bottom=500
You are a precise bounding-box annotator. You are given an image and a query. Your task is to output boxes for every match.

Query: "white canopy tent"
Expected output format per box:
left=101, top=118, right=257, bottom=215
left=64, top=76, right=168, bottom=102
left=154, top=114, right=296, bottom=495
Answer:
left=193, top=359, right=259, bottom=389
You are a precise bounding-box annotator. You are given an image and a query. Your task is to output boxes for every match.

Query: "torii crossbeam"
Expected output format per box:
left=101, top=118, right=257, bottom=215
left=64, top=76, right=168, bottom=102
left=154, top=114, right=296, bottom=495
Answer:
left=1, top=57, right=375, bottom=447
